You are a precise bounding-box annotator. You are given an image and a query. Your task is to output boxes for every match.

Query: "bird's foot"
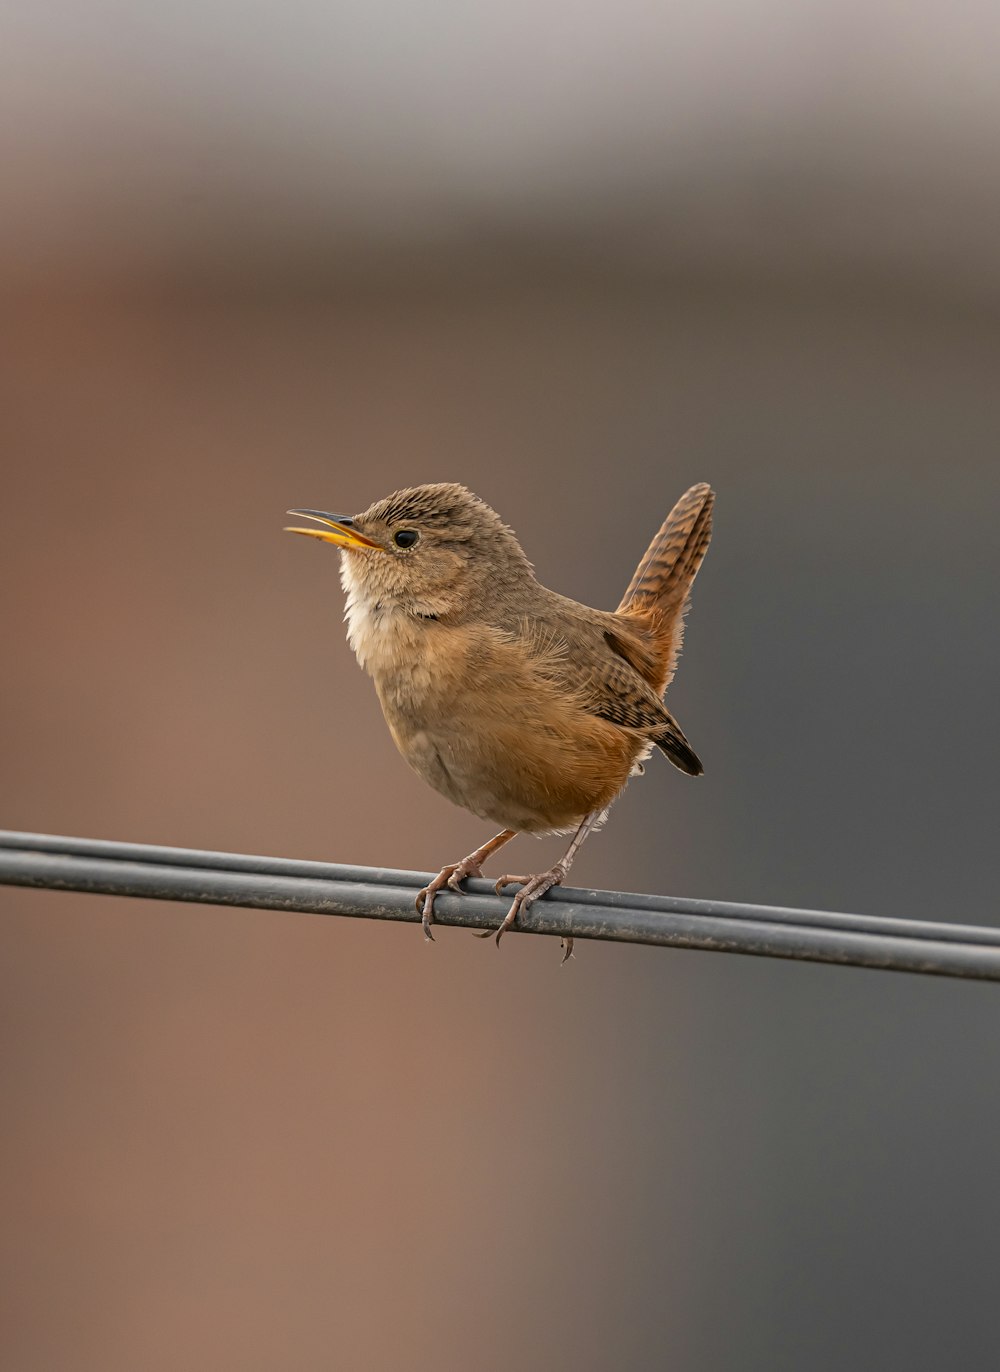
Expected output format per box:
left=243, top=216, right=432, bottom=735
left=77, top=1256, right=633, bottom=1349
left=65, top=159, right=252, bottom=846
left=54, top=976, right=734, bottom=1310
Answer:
left=477, top=863, right=573, bottom=960
left=415, top=855, right=486, bottom=941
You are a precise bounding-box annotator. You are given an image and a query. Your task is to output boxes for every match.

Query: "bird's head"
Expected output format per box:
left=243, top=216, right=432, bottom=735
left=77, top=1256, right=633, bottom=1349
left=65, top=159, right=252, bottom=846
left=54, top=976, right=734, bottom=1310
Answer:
left=285, top=482, right=534, bottom=619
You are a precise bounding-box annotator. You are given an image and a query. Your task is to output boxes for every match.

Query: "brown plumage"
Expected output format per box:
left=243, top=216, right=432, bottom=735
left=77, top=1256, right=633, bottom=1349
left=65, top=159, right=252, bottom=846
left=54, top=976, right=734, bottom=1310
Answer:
left=285, top=480, right=715, bottom=960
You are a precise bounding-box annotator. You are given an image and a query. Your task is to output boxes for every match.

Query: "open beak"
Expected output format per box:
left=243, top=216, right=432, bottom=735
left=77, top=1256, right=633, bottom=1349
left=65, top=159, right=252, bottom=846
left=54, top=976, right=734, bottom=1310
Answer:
left=283, top=509, right=381, bottom=550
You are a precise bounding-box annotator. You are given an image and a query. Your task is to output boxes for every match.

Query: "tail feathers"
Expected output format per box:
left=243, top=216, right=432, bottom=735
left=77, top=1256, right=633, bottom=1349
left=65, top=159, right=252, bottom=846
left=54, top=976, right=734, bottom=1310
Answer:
left=653, top=715, right=704, bottom=777
left=617, top=482, right=714, bottom=620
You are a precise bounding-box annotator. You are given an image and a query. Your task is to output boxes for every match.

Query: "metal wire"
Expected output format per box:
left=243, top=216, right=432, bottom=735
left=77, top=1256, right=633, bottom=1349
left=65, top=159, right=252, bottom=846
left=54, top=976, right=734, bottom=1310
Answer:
left=2, top=829, right=999, bottom=981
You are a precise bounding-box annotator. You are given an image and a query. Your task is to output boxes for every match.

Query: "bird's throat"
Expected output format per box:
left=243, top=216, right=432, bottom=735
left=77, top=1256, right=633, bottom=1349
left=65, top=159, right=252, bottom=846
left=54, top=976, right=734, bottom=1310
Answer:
left=340, top=555, right=437, bottom=674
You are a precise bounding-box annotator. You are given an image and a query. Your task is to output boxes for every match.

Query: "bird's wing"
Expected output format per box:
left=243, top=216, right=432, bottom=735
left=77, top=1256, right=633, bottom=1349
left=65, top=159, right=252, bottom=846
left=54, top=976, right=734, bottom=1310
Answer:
left=516, top=609, right=665, bottom=728
left=581, top=645, right=704, bottom=776
left=583, top=647, right=672, bottom=731
left=602, top=624, right=662, bottom=687
left=521, top=611, right=702, bottom=775
left=515, top=606, right=702, bottom=779
left=524, top=614, right=672, bottom=729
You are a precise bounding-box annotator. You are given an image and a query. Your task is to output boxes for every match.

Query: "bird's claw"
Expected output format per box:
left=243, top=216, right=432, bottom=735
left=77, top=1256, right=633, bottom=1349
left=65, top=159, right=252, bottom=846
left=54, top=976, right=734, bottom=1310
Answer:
left=480, top=867, right=569, bottom=953
left=494, top=873, right=529, bottom=897
left=421, top=849, right=574, bottom=962
left=416, top=857, right=485, bottom=941
left=472, top=873, right=528, bottom=941
left=473, top=889, right=523, bottom=944
left=414, top=886, right=436, bottom=941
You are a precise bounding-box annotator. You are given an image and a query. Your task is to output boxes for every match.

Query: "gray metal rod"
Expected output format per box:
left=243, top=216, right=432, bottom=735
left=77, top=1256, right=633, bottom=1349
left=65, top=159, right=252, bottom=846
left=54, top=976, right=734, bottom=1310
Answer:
left=2, top=833, right=1000, bottom=981
left=1, top=828, right=998, bottom=947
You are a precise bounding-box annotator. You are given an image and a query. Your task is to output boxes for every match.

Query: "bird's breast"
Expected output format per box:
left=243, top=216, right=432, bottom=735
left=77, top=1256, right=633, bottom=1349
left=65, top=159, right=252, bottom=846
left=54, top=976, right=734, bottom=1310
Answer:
left=347, top=601, right=440, bottom=700
left=344, top=597, right=639, bottom=832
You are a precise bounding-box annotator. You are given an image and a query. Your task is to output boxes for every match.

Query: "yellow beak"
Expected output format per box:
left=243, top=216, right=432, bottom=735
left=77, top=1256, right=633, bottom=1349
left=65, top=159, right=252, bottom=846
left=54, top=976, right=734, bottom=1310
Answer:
left=283, top=509, right=381, bottom=550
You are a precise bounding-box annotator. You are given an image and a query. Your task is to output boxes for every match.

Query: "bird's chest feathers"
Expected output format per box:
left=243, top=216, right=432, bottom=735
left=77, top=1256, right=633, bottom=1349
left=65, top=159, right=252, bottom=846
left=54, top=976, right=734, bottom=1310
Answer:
left=342, top=570, right=448, bottom=711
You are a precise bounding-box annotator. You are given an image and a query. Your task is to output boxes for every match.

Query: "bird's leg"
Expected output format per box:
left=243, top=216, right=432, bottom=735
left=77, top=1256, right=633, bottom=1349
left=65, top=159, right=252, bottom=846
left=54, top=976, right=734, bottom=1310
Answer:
left=487, top=810, right=602, bottom=962
left=415, top=829, right=518, bottom=941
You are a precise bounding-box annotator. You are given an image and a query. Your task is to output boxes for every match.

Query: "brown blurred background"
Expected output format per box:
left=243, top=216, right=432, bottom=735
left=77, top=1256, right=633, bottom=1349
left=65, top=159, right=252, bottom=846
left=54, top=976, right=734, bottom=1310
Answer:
left=2, top=4, right=1000, bottom=1370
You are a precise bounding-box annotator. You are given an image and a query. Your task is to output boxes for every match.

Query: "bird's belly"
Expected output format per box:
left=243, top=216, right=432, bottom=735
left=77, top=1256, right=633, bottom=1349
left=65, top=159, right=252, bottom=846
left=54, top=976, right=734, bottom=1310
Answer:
left=379, top=669, right=640, bottom=833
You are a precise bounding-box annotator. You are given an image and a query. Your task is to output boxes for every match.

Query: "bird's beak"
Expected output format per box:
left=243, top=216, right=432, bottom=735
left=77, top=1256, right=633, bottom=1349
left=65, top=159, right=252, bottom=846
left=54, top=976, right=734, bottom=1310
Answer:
left=283, top=509, right=381, bottom=550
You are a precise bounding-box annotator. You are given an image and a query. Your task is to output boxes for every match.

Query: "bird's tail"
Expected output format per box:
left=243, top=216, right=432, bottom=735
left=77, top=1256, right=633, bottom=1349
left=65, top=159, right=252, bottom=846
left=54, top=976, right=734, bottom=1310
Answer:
left=617, top=482, right=715, bottom=619
left=615, top=482, right=715, bottom=695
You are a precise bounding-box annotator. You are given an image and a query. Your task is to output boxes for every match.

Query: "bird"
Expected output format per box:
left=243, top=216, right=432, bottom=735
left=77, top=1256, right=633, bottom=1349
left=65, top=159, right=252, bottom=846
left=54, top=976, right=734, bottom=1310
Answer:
left=285, top=480, right=714, bottom=961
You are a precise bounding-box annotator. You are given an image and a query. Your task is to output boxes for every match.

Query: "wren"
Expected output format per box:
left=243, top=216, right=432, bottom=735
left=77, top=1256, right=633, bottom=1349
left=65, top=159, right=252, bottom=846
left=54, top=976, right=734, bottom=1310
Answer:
left=286, top=480, right=714, bottom=961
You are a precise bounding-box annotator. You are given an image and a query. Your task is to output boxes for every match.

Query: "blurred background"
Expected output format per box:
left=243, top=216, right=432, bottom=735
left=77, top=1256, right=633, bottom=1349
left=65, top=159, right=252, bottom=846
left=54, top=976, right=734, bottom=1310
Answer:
left=2, top=3, right=999, bottom=1369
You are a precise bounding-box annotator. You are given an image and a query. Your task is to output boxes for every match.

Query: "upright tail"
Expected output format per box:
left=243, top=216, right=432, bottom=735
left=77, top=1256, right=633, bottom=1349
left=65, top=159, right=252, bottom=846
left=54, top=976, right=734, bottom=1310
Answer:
left=615, top=482, right=715, bottom=696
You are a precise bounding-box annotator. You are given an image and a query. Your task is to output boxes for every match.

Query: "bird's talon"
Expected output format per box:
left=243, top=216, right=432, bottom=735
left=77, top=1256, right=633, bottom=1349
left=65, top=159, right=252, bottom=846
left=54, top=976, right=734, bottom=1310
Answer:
left=494, top=874, right=528, bottom=896
left=447, top=863, right=478, bottom=894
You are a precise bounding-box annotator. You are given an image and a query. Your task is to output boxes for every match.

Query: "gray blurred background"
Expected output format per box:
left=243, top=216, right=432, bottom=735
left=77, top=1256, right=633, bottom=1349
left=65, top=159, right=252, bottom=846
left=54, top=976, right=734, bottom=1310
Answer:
left=2, top=3, right=999, bottom=1369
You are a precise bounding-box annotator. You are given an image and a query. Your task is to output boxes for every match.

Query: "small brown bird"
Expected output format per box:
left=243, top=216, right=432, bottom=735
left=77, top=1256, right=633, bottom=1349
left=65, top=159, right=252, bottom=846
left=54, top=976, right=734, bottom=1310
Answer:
left=285, top=480, right=714, bottom=960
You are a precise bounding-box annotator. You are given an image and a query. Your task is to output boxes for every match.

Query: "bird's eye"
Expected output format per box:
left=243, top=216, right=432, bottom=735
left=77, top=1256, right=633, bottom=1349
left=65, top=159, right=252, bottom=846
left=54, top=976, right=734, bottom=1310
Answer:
left=393, top=529, right=419, bottom=549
